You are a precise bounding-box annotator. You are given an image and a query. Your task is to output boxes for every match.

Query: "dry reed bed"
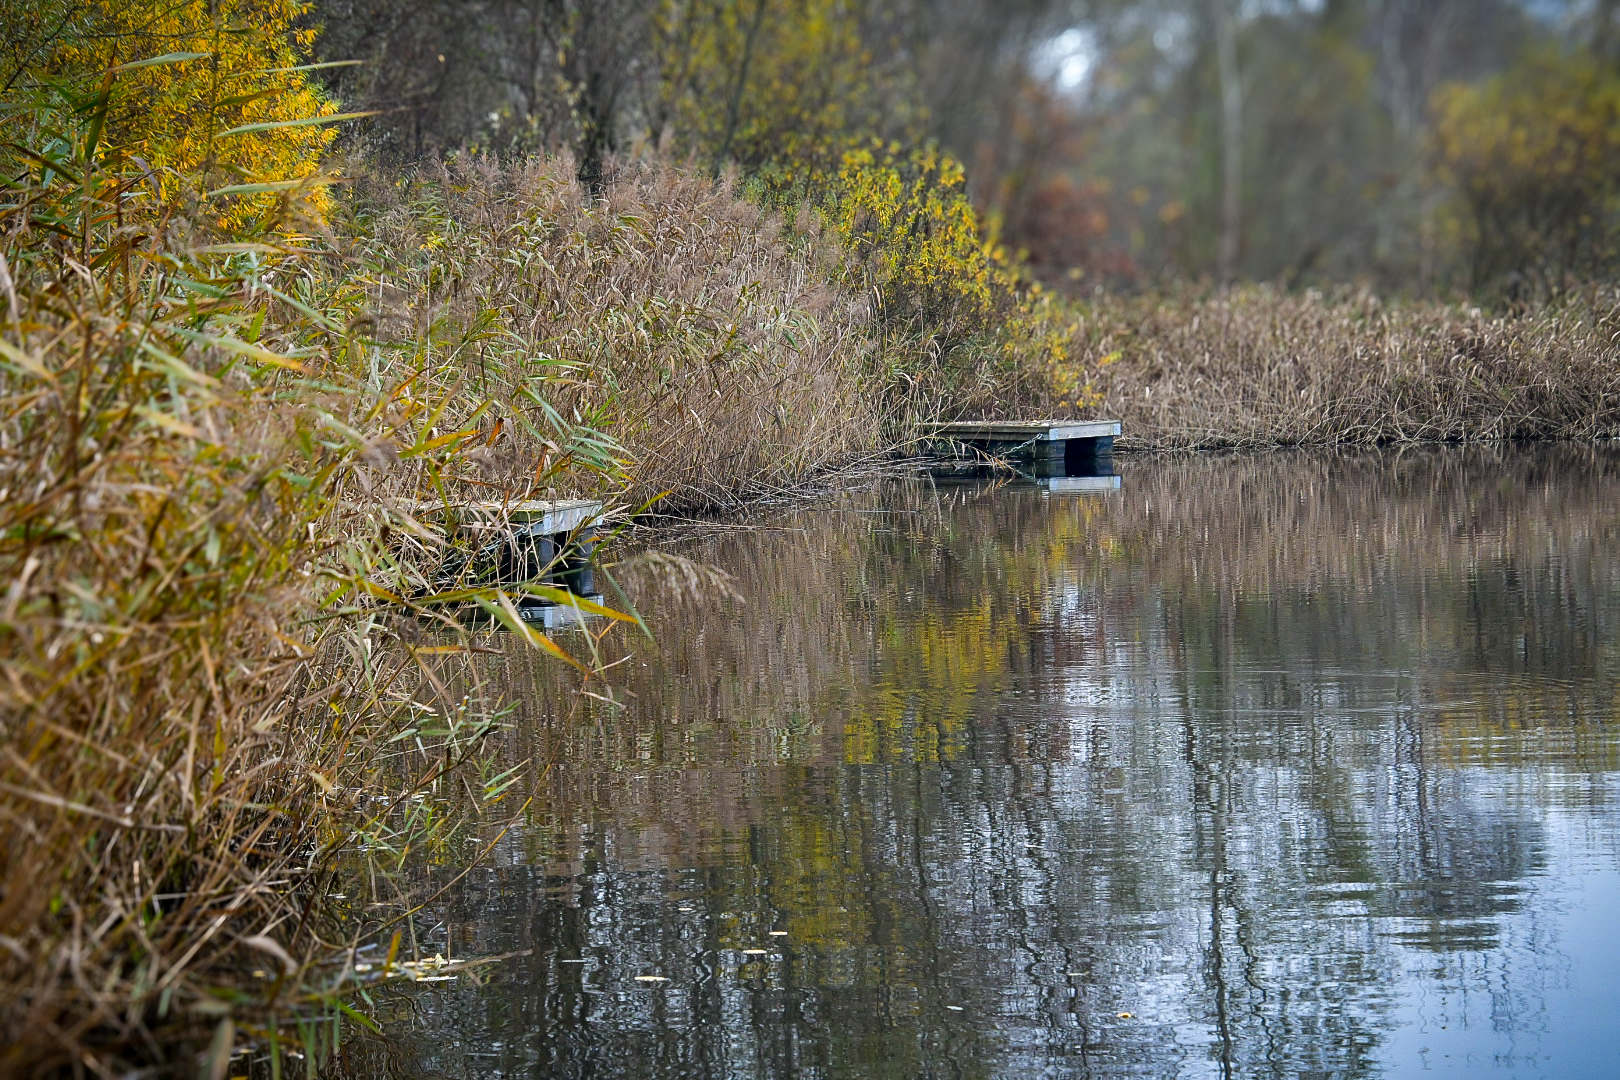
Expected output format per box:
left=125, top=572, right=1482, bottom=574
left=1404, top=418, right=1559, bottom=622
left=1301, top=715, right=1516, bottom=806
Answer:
left=0, top=148, right=618, bottom=1073
left=1073, top=287, right=1620, bottom=448
left=344, top=156, right=886, bottom=512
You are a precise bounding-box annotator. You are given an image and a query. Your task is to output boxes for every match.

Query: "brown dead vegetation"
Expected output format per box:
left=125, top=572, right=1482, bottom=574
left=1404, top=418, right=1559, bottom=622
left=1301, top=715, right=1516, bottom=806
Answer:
left=1069, top=286, right=1620, bottom=448
left=345, top=155, right=888, bottom=512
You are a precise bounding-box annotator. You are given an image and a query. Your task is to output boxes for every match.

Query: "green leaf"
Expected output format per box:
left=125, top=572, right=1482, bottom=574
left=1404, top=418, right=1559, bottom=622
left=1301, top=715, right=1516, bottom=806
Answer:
left=109, top=52, right=211, bottom=73
left=334, top=1000, right=381, bottom=1034
left=139, top=341, right=221, bottom=390
left=207, top=177, right=334, bottom=198
left=170, top=327, right=307, bottom=372
left=216, top=111, right=378, bottom=138
left=234, top=60, right=365, bottom=78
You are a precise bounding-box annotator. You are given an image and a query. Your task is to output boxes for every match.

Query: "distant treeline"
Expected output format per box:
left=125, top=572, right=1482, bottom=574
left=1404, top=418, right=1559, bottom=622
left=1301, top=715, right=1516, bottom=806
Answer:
left=304, top=0, right=1620, bottom=300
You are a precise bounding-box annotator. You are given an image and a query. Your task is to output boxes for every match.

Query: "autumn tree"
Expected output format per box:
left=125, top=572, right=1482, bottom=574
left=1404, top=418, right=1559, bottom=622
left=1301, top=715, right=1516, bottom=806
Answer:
left=11, top=0, right=341, bottom=227
left=648, top=0, right=920, bottom=178
left=1434, top=47, right=1620, bottom=299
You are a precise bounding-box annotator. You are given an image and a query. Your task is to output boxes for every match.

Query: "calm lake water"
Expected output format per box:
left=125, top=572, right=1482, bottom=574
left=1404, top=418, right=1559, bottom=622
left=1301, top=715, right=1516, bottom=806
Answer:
left=374, top=445, right=1620, bottom=1079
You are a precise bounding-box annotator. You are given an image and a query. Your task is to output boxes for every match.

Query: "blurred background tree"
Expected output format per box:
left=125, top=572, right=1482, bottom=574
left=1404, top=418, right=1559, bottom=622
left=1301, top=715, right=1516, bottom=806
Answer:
left=1435, top=48, right=1620, bottom=299
left=4, top=0, right=340, bottom=224
left=301, top=0, right=1620, bottom=300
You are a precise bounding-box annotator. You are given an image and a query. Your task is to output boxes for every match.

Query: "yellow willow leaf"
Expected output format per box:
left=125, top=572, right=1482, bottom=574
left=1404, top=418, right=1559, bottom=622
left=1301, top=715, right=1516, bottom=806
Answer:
left=110, top=51, right=210, bottom=73
left=477, top=595, right=592, bottom=675
left=402, top=429, right=477, bottom=457
left=169, top=327, right=307, bottom=372
left=207, top=177, right=335, bottom=198
left=133, top=406, right=205, bottom=440
left=516, top=585, right=636, bottom=623
left=356, top=580, right=404, bottom=603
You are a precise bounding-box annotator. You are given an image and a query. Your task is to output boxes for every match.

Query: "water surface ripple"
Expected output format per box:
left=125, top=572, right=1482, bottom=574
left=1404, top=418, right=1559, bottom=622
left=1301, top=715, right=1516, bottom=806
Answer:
left=380, top=445, right=1620, bottom=1079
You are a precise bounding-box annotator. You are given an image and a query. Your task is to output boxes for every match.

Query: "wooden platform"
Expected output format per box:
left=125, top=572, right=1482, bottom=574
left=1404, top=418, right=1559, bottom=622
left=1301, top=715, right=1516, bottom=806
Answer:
left=932, top=420, right=1121, bottom=445
left=410, top=498, right=602, bottom=536
left=930, top=420, right=1121, bottom=467
left=412, top=498, right=605, bottom=596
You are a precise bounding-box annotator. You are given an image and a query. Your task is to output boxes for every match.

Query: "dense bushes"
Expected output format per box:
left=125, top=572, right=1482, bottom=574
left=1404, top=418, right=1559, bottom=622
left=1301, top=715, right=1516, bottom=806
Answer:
left=822, top=142, right=1093, bottom=420
left=341, top=155, right=885, bottom=512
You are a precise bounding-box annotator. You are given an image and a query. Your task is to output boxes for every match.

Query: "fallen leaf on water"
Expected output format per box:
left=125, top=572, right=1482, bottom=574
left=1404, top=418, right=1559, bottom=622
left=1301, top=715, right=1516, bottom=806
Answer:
left=1116, top=1012, right=1134, bottom=1019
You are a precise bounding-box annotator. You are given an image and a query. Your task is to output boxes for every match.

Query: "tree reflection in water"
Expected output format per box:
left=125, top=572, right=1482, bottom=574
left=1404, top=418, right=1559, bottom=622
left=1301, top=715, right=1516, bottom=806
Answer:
left=343, top=444, right=1620, bottom=1079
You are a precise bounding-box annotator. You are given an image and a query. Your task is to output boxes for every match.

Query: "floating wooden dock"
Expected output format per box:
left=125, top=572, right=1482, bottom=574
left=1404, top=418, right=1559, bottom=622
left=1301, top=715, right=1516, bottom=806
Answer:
left=412, top=498, right=601, bottom=536
left=414, top=498, right=604, bottom=594
left=930, top=420, right=1121, bottom=468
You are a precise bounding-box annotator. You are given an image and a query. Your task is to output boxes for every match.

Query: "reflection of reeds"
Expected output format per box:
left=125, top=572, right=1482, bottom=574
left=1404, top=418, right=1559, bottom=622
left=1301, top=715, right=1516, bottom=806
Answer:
left=1099, top=443, right=1620, bottom=597
left=464, top=447, right=1620, bottom=874
left=383, top=451, right=1618, bottom=1079
left=1071, top=287, right=1620, bottom=448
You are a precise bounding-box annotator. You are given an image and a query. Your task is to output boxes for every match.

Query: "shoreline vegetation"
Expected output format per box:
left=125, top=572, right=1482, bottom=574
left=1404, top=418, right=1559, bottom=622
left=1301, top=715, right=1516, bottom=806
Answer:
left=1086, top=286, right=1620, bottom=450
left=2, top=1, right=1617, bottom=1076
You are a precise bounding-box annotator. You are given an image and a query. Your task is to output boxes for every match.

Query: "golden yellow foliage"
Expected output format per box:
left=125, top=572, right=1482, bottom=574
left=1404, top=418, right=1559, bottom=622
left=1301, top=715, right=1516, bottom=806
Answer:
left=1433, top=49, right=1620, bottom=294
left=830, top=142, right=994, bottom=318
left=826, top=141, right=1096, bottom=413
left=46, top=0, right=340, bottom=226
left=655, top=0, right=915, bottom=174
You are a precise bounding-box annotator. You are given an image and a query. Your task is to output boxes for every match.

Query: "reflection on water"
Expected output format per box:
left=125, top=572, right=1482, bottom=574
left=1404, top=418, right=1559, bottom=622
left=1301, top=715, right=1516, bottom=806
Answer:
left=362, top=444, right=1620, bottom=1079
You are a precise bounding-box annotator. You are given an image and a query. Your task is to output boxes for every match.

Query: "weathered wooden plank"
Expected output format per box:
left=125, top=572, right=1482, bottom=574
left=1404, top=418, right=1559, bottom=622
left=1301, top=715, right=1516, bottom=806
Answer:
left=410, top=498, right=602, bottom=535
left=931, top=420, right=1122, bottom=443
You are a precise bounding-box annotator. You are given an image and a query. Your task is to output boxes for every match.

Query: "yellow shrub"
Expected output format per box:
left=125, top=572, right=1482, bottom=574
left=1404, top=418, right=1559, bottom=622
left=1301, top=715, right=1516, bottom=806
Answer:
left=829, top=142, right=995, bottom=321
left=824, top=141, right=1095, bottom=414
left=1433, top=49, right=1620, bottom=294
left=46, top=0, right=340, bottom=226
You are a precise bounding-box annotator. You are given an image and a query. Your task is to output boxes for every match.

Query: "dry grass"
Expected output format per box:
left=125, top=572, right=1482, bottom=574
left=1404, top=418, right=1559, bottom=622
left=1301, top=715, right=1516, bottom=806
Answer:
left=0, top=106, right=629, bottom=1075
left=343, top=155, right=888, bottom=512
left=1065, top=286, right=1620, bottom=448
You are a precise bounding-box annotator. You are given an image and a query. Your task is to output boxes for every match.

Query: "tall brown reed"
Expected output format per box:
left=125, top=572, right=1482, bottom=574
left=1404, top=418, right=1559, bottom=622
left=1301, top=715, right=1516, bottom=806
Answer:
left=1067, top=286, right=1620, bottom=448
left=0, top=92, right=622, bottom=1076
left=342, top=154, right=889, bottom=512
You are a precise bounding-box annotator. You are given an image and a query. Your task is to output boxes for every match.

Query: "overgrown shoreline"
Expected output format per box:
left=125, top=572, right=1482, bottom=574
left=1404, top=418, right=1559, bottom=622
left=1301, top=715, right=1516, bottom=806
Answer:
left=4, top=141, right=1617, bottom=1075
left=3, top=3, right=1619, bottom=1074
left=1070, top=286, right=1620, bottom=451
left=0, top=119, right=1063, bottom=1080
